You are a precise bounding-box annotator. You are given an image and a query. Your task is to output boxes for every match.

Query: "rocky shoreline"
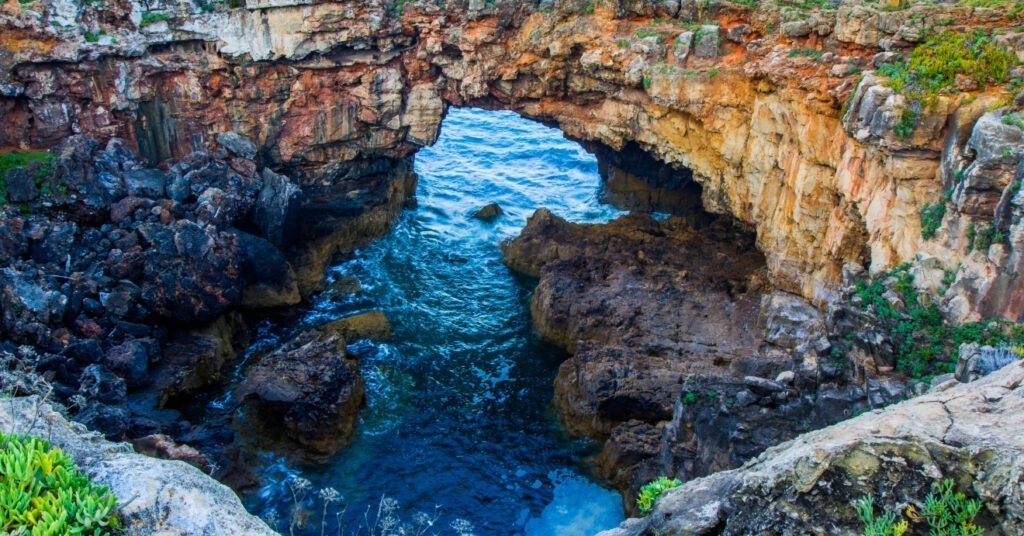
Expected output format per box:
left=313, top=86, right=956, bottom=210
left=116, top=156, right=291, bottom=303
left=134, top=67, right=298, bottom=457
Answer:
left=2, top=0, right=1024, bottom=532
left=0, top=134, right=406, bottom=486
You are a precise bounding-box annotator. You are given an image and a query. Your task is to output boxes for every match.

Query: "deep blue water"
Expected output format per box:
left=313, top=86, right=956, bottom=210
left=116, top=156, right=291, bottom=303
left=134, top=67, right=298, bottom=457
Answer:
left=241, top=108, right=627, bottom=535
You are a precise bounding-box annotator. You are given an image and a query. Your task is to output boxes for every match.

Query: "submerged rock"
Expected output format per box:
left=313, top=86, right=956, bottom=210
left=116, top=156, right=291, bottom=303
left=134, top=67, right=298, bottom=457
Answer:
left=319, top=310, right=392, bottom=341
left=472, top=202, right=504, bottom=221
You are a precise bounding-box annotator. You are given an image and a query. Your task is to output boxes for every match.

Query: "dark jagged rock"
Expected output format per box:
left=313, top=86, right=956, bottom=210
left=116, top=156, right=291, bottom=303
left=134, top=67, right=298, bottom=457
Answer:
left=472, top=202, right=504, bottom=221
left=137, top=220, right=244, bottom=323
left=503, top=208, right=907, bottom=512
left=6, top=167, right=38, bottom=203
left=236, top=331, right=365, bottom=459
left=252, top=168, right=302, bottom=248
left=229, top=230, right=301, bottom=309
left=215, top=132, right=258, bottom=161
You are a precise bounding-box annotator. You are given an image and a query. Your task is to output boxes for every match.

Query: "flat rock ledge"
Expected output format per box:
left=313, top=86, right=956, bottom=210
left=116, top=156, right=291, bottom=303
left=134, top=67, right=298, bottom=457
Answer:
left=0, top=396, right=276, bottom=536
left=600, top=361, right=1024, bottom=535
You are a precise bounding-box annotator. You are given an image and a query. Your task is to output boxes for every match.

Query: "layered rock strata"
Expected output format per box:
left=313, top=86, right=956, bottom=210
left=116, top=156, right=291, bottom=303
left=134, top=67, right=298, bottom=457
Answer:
left=2, top=0, right=1023, bottom=319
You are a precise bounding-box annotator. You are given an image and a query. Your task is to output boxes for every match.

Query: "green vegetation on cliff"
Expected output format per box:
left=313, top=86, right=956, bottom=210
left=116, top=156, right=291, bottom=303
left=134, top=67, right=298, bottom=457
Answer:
left=0, top=431, right=122, bottom=535
left=0, top=151, right=56, bottom=205
left=879, top=30, right=1019, bottom=103
left=858, top=479, right=983, bottom=536
left=854, top=264, right=1024, bottom=378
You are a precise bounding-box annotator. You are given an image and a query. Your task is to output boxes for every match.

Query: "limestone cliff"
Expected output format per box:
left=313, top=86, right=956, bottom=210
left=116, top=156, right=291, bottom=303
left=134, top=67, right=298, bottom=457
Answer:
left=2, top=0, right=1023, bottom=317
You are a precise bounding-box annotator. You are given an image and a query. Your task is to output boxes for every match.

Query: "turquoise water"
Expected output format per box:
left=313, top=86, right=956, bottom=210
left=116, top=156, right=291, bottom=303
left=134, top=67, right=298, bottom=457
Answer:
left=244, top=108, right=627, bottom=534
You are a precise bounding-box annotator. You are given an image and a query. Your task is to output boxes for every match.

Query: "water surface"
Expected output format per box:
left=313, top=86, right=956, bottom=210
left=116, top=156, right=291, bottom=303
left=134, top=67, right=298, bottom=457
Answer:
left=242, top=108, right=627, bottom=534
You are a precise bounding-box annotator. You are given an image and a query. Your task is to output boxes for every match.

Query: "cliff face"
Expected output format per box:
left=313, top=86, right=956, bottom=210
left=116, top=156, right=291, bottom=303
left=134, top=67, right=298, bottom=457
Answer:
left=3, top=0, right=1022, bottom=318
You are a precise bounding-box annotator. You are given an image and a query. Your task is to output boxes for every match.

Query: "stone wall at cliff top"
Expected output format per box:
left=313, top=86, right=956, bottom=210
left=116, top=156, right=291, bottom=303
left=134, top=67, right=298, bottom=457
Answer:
left=2, top=0, right=1023, bottom=316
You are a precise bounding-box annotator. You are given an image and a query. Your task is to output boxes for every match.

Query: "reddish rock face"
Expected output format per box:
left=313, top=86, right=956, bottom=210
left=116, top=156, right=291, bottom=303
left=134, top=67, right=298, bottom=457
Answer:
left=3, top=0, right=1022, bottom=320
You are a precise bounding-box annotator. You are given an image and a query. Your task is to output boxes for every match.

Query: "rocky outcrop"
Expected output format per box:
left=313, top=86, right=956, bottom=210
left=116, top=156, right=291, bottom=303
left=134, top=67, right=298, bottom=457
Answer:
left=600, top=360, right=1024, bottom=535
left=0, top=396, right=275, bottom=536
left=503, top=208, right=906, bottom=510
left=235, top=329, right=365, bottom=459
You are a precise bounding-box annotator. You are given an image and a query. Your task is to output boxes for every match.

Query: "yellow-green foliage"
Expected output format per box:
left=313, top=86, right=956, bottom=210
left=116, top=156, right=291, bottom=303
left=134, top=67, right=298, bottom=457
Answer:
left=0, top=431, right=121, bottom=535
left=879, top=30, right=1019, bottom=103
left=636, top=476, right=682, bottom=514
left=858, top=479, right=984, bottom=536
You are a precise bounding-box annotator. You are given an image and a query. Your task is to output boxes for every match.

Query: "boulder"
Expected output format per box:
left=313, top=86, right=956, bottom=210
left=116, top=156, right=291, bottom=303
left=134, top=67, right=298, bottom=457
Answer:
left=122, top=168, right=167, bottom=199
left=318, top=310, right=392, bottom=341
left=230, top=230, right=301, bottom=309
left=6, top=167, right=39, bottom=202
left=104, top=340, right=150, bottom=388
left=252, top=168, right=302, bottom=248
left=472, top=202, right=504, bottom=221
left=0, top=396, right=276, bottom=535
left=137, top=220, right=243, bottom=323
left=693, top=26, right=719, bottom=58
left=759, top=292, right=825, bottom=349
left=236, top=331, right=365, bottom=459
left=215, top=131, right=258, bottom=160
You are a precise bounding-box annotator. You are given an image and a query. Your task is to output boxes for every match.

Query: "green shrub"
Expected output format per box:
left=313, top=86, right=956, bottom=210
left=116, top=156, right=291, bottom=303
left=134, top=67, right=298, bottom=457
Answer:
left=919, top=202, right=946, bottom=239
left=636, top=476, right=682, bottom=515
left=0, top=431, right=121, bottom=534
left=853, top=264, right=1024, bottom=378
left=1002, top=113, right=1024, bottom=130
left=893, top=108, right=919, bottom=138
left=880, top=31, right=1019, bottom=103
left=788, top=47, right=825, bottom=59
left=0, top=151, right=56, bottom=205
left=858, top=479, right=983, bottom=536
left=139, top=11, right=171, bottom=27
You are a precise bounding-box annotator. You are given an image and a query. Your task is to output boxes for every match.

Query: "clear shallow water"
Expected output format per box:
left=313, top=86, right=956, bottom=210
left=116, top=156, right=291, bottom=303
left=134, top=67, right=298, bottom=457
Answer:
left=242, top=108, right=627, bottom=535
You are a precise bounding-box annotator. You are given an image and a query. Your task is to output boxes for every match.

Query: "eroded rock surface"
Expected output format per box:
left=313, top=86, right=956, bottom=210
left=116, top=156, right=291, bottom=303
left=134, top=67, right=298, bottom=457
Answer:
left=236, top=330, right=365, bottom=459
left=503, top=209, right=906, bottom=510
left=601, top=360, right=1024, bottom=535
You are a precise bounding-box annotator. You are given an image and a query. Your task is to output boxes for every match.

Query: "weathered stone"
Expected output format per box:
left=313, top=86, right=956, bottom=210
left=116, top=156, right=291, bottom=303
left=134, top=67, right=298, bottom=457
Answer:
left=6, top=167, right=38, bottom=202
left=318, top=311, right=392, bottom=341
left=693, top=26, right=720, bottom=58
left=601, top=361, right=1024, bottom=536
left=759, top=292, right=825, bottom=349
left=122, top=169, right=166, bottom=199
left=215, top=131, right=257, bottom=160
left=0, top=397, right=276, bottom=535
left=236, top=331, right=365, bottom=459
left=132, top=434, right=212, bottom=473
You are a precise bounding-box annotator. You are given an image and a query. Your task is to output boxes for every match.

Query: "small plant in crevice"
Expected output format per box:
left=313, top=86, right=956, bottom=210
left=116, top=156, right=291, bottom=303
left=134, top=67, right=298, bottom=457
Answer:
left=856, top=495, right=908, bottom=536
left=857, top=479, right=984, bottom=536
left=919, top=202, right=946, bottom=239
left=636, top=476, right=682, bottom=515
left=893, top=107, right=919, bottom=138
left=139, top=11, right=171, bottom=27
